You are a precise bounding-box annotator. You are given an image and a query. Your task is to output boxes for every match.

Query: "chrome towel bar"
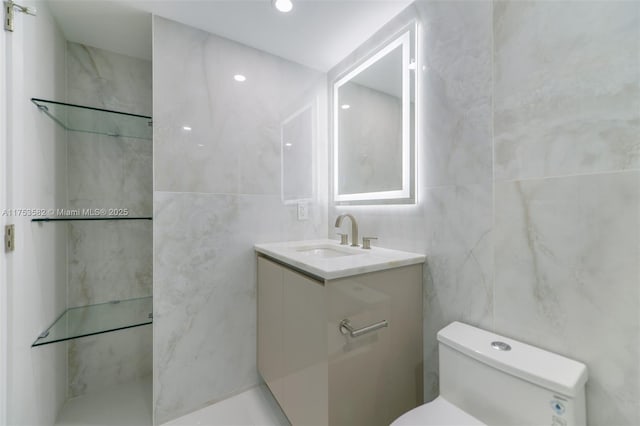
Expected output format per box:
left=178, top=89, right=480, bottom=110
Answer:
left=339, top=318, right=388, bottom=338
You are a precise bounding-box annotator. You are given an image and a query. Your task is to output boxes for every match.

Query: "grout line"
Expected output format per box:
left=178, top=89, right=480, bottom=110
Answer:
left=420, top=181, right=493, bottom=191
left=490, top=0, right=497, bottom=334
left=494, top=168, right=640, bottom=185
left=64, top=41, right=71, bottom=400
left=152, top=190, right=288, bottom=198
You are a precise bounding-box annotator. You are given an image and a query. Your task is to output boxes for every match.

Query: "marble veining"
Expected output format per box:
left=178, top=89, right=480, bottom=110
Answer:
left=493, top=1, right=640, bottom=181
left=494, top=172, right=640, bottom=424
left=68, top=327, right=152, bottom=398
left=421, top=182, right=494, bottom=399
left=153, top=15, right=328, bottom=424
left=67, top=42, right=152, bottom=116
left=491, top=3, right=640, bottom=422
left=153, top=191, right=326, bottom=423
left=68, top=221, right=152, bottom=307
left=416, top=0, right=493, bottom=187
left=66, top=42, right=152, bottom=397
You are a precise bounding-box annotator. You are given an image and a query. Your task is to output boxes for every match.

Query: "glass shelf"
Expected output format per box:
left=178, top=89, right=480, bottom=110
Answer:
left=32, top=216, right=153, bottom=223
left=33, top=296, right=153, bottom=347
left=31, top=98, right=153, bottom=140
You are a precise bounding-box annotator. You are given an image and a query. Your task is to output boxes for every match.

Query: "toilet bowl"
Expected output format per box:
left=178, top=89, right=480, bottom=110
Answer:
left=391, top=322, right=588, bottom=426
left=393, top=396, right=485, bottom=426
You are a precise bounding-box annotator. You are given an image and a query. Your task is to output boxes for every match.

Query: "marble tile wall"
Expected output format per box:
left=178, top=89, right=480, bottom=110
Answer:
left=415, top=0, right=494, bottom=398
left=492, top=2, right=640, bottom=424
left=329, top=1, right=639, bottom=424
left=152, top=16, right=328, bottom=424
left=66, top=42, right=153, bottom=397
left=493, top=1, right=639, bottom=181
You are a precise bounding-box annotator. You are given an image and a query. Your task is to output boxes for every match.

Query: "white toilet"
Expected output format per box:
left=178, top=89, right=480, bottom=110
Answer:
left=392, top=322, right=588, bottom=426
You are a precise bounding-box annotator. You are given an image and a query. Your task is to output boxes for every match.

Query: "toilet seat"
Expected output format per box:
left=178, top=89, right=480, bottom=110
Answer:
left=391, top=396, right=486, bottom=426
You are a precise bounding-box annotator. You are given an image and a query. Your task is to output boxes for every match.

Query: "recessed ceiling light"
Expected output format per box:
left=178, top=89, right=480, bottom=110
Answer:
left=285, top=143, right=293, bottom=147
left=234, top=74, right=246, bottom=82
left=273, top=0, right=293, bottom=13
left=182, top=126, right=192, bottom=131
left=341, top=104, right=350, bottom=110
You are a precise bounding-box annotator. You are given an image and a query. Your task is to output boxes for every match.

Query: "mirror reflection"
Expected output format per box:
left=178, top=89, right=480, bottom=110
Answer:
left=338, top=46, right=403, bottom=195
left=333, top=26, right=416, bottom=205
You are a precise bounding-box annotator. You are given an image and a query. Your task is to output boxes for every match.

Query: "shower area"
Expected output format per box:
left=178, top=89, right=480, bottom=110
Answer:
left=34, top=41, right=152, bottom=420
left=4, top=8, right=154, bottom=421
left=35, top=40, right=152, bottom=352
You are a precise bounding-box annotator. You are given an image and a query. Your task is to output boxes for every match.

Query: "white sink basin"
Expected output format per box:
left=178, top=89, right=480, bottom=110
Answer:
left=296, top=244, right=359, bottom=258
left=254, top=239, right=425, bottom=280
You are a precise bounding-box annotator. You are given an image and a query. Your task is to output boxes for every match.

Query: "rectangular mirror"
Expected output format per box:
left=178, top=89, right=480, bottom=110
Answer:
left=282, top=103, right=315, bottom=204
left=333, top=23, right=417, bottom=205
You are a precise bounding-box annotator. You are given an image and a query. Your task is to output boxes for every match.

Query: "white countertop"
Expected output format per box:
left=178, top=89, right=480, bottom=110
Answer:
left=254, top=239, right=425, bottom=280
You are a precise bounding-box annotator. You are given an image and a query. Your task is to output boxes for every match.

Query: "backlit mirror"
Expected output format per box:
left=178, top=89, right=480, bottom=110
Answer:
left=333, top=25, right=417, bottom=205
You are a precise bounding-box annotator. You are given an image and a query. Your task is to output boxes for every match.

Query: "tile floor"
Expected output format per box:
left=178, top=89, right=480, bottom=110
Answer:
left=54, top=378, right=288, bottom=426
left=164, top=385, right=289, bottom=426
left=55, top=376, right=152, bottom=426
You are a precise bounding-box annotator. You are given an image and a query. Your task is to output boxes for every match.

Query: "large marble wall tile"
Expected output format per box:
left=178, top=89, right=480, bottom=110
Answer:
left=494, top=172, right=640, bottom=425
left=69, top=326, right=152, bottom=397
left=153, top=17, right=324, bottom=195
left=494, top=1, right=640, bottom=180
left=415, top=0, right=493, bottom=187
left=153, top=191, right=326, bottom=424
left=422, top=183, right=493, bottom=400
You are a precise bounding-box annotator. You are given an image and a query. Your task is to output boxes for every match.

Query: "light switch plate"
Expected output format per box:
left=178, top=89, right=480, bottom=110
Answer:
left=297, top=201, right=309, bottom=221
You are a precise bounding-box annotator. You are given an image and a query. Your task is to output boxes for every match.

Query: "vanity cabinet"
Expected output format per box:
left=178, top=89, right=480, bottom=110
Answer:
left=257, top=256, right=328, bottom=425
left=257, top=255, right=423, bottom=426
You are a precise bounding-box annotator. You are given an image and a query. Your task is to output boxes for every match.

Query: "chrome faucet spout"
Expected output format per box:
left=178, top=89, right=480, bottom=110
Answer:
left=334, top=214, right=359, bottom=247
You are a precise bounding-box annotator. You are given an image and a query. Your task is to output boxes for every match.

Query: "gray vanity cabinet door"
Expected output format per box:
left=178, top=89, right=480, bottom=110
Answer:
left=257, top=257, right=286, bottom=408
left=327, top=265, right=423, bottom=426
left=257, top=256, right=328, bottom=426
left=282, top=267, right=328, bottom=426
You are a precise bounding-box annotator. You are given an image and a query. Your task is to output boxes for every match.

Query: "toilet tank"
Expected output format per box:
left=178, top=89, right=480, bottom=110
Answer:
left=437, top=322, right=588, bottom=426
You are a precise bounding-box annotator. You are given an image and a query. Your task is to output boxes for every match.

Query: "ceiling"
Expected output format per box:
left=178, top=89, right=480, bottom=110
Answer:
left=46, top=0, right=413, bottom=71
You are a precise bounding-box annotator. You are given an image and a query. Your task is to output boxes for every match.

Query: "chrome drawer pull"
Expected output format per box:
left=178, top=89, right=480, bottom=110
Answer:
left=339, top=318, right=388, bottom=338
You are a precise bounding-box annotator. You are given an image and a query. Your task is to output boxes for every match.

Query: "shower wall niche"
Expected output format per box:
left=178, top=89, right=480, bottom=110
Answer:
left=31, top=42, right=153, bottom=400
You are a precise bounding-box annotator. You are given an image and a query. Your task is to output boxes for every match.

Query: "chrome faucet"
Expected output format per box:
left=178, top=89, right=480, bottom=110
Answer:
left=334, top=214, right=359, bottom=247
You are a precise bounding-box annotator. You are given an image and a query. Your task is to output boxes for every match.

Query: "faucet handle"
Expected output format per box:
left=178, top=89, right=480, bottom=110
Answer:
left=337, top=233, right=349, bottom=245
left=362, top=236, right=378, bottom=250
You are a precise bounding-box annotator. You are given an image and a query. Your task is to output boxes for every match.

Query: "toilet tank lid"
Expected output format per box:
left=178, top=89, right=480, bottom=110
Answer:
left=437, top=322, right=588, bottom=398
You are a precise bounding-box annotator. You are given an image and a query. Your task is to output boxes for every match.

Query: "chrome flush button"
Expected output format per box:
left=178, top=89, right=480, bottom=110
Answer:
left=491, top=341, right=512, bottom=351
